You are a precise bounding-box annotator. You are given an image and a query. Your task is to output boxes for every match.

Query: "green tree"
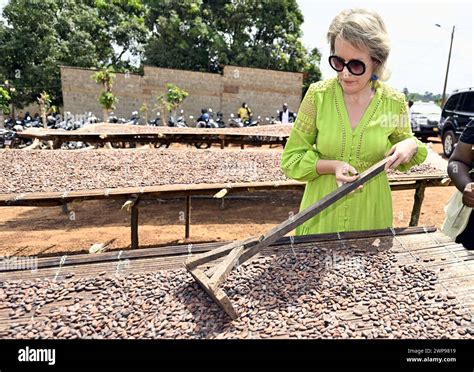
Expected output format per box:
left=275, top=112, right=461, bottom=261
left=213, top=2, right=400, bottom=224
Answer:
left=156, top=84, right=189, bottom=125
left=139, top=102, right=149, bottom=123
left=92, top=68, right=118, bottom=123
left=0, top=86, right=11, bottom=127
left=0, top=0, right=148, bottom=109
left=0, top=87, right=10, bottom=113
left=143, top=0, right=321, bottom=89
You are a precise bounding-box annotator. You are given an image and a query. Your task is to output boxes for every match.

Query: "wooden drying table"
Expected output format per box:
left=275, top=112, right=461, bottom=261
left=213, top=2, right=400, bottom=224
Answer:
left=18, top=127, right=290, bottom=149
left=0, top=172, right=452, bottom=249
left=0, top=227, right=472, bottom=338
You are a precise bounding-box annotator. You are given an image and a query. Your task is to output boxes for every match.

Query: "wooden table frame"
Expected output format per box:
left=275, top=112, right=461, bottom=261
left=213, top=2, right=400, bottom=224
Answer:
left=0, top=175, right=452, bottom=250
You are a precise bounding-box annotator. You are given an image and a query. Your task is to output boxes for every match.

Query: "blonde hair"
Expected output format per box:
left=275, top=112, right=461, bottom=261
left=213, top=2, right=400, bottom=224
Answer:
left=327, top=8, right=391, bottom=81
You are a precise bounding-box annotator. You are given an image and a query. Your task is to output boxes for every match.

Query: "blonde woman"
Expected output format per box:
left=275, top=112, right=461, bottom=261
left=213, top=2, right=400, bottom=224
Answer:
left=281, top=8, right=427, bottom=235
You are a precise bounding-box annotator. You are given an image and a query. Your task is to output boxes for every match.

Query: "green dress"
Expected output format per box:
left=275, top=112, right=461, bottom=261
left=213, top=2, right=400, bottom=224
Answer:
left=280, top=77, right=428, bottom=235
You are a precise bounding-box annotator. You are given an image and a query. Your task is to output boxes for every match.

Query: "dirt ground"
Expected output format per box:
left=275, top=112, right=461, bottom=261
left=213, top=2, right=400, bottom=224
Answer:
left=0, top=138, right=456, bottom=257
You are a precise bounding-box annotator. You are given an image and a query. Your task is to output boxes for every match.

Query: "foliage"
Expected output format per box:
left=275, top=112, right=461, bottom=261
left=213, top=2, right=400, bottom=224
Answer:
left=0, top=87, right=11, bottom=114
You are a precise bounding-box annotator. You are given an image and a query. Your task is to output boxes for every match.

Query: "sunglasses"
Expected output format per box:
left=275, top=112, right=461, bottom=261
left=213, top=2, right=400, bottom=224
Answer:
left=328, top=55, right=366, bottom=76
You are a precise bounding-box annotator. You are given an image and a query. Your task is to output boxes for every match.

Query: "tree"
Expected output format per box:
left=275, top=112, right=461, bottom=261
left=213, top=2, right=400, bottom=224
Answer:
left=0, top=87, right=10, bottom=113
left=0, top=86, right=10, bottom=128
left=156, top=84, right=189, bottom=125
left=92, top=68, right=118, bottom=123
left=404, top=88, right=442, bottom=104
left=37, top=91, right=52, bottom=129
left=139, top=103, right=149, bottom=124
left=0, top=0, right=148, bottom=109
left=143, top=0, right=321, bottom=89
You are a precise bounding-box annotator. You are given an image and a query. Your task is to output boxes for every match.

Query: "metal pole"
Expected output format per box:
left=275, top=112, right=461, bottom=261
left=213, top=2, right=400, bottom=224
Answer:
left=441, top=25, right=455, bottom=107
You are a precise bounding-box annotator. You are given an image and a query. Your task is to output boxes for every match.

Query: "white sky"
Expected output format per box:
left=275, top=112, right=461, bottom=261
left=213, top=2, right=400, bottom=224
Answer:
left=298, top=0, right=474, bottom=95
left=1, top=0, right=472, bottom=95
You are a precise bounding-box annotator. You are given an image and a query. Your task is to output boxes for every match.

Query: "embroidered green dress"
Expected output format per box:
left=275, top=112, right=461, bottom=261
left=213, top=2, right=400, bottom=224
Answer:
left=280, top=77, right=428, bottom=235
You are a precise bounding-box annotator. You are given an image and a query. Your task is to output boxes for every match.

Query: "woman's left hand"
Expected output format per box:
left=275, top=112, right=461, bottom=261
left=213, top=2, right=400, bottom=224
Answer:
left=385, top=138, right=418, bottom=170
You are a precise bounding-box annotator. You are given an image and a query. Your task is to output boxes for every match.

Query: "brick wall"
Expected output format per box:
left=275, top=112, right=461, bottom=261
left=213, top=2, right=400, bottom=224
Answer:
left=60, top=65, right=303, bottom=122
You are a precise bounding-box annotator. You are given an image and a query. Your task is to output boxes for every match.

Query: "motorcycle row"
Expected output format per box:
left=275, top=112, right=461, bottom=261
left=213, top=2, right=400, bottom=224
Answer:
left=0, top=111, right=99, bottom=149
left=133, top=108, right=268, bottom=129
left=0, top=107, right=294, bottom=150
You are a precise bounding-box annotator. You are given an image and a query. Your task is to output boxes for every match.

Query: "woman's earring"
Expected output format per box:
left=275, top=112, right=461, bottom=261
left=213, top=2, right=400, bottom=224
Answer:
left=370, top=73, right=378, bottom=90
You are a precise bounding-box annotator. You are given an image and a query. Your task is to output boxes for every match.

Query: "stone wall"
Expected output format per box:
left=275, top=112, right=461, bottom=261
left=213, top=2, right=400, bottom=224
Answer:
left=60, top=65, right=303, bottom=122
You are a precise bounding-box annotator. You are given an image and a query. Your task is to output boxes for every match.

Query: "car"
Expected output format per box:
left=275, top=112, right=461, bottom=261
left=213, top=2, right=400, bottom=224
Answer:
left=409, top=101, right=441, bottom=142
left=438, top=87, right=474, bottom=157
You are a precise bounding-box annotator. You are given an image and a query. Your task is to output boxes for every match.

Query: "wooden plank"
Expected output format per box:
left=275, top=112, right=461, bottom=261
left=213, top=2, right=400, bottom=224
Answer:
left=185, top=235, right=262, bottom=269
left=185, top=195, right=191, bottom=239
left=208, top=245, right=244, bottom=291
left=131, top=202, right=139, bottom=249
left=188, top=268, right=238, bottom=319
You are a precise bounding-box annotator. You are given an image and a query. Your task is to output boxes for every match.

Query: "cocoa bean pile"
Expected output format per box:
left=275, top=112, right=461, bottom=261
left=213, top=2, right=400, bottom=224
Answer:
left=389, top=163, right=445, bottom=176
left=2, top=248, right=472, bottom=339
left=0, top=149, right=446, bottom=195
left=0, top=149, right=286, bottom=194
left=59, top=123, right=291, bottom=137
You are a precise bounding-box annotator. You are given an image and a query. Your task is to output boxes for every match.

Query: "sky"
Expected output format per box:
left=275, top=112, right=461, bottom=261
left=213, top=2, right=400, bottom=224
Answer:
left=0, top=0, right=472, bottom=95
left=298, top=0, right=474, bottom=95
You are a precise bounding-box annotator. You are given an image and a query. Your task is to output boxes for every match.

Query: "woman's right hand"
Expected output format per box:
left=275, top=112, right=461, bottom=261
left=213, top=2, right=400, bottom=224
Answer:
left=334, top=161, right=359, bottom=187
left=463, top=182, right=474, bottom=208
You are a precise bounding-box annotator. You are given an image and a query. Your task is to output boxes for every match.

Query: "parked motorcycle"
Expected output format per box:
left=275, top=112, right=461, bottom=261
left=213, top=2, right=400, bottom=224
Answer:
left=148, top=112, right=162, bottom=126
left=207, top=108, right=225, bottom=128
left=168, top=109, right=188, bottom=128
left=128, top=111, right=140, bottom=125
left=214, top=111, right=226, bottom=128
left=0, top=129, right=18, bottom=148
left=228, top=114, right=261, bottom=128
left=108, top=112, right=127, bottom=124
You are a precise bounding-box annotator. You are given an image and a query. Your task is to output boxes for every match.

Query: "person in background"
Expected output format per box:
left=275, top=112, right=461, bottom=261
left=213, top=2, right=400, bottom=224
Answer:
left=280, top=8, right=427, bottom=235
left=197, top=108, right=209, bottom=124
left=407, top=100, right=414, bottom=115
left=238, top=102, right=252, bottom=122
left=443, top=120, right=474, bottom=249
left=279, top=103, right=296, bottom=124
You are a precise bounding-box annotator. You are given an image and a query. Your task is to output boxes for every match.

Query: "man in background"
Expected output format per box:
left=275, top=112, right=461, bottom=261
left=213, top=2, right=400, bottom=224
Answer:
left=279, top=103, right=296, bottom=124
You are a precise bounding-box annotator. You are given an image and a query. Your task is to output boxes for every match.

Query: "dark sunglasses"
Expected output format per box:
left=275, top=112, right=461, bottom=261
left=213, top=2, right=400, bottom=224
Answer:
left=328, top=55, right=366, bottom=76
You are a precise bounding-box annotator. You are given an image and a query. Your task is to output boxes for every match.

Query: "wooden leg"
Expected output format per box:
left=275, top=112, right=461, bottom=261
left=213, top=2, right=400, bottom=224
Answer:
left=131, top=201, right=139, bottom=249
left=61, top=203, right=69, bottom=214
left=185, top=195, right=191, bottom=239
left=240, top=143, right=244, bottom=150
left=409, top=181, right=426, bottom=227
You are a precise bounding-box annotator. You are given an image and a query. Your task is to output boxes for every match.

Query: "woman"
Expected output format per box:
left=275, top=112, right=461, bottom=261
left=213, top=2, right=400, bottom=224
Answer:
left=281, top=8, right=428, bottom=235
left=443, top=120, right=474, bottom=249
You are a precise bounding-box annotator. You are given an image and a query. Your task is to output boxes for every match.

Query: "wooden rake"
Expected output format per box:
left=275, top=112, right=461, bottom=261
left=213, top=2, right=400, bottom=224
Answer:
left=185, top=157, right=390, bottom=319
